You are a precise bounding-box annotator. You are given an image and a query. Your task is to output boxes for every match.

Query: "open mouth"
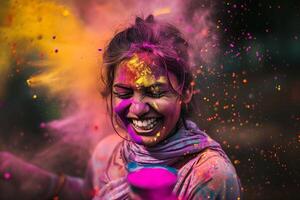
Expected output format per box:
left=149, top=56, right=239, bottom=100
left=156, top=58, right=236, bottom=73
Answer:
left=128, top=117, right=163, bottom=135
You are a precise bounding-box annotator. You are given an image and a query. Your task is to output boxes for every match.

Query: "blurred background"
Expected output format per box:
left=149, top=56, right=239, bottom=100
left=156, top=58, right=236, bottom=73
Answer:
left=0, top=0, right=299, bottom=199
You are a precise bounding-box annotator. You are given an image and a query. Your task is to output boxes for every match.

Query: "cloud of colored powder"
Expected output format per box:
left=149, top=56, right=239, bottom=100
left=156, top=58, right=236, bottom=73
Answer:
left=0, top=0, right=218, bottom=173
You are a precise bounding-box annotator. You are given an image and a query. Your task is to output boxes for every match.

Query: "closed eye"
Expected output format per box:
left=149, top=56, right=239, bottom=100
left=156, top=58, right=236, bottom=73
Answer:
left=113, top=84, right=133, bottom=99
left=144, top=85, right=167, bottom=98
left=113, top=91, right=133, bottom=99
left=145, top=91, right=166, bottom=98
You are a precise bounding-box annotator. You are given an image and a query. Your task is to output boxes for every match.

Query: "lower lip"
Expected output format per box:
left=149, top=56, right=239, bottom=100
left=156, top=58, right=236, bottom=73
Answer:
left=131, top=119, right=162, bottom=136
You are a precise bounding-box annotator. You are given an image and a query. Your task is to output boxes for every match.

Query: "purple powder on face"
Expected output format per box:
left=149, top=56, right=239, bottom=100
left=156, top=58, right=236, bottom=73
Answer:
left=114, top=100, right=143, bottom=144
left=127, top=124, right=143, bottom=144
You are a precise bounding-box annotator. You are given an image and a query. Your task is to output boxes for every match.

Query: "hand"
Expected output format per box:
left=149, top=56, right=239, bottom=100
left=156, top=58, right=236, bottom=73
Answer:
left=0, top=151, right=55, bottom=200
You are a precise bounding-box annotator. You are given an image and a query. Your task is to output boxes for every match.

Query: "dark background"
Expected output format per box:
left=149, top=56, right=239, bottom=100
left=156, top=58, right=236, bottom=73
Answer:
left=198, top=1, right=300, bottom=199
left=0, top=0, right=299, bottom=199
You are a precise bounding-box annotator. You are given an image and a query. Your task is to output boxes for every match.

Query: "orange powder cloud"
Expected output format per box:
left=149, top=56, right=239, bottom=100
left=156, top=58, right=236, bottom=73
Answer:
left=0, top=0, right=218, bottom=170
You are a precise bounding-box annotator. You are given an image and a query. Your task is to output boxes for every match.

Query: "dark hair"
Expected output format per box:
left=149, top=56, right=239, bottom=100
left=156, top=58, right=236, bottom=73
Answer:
left=101, top=15, right=195, bottom=127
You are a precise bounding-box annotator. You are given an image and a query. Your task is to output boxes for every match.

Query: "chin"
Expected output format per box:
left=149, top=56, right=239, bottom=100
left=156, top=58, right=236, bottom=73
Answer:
left=140, top=136, right=162, bottom=147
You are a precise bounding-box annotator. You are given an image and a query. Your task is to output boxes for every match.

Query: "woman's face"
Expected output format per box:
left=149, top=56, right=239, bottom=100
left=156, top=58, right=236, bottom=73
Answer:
left=112, top=53, right=183, bottom=146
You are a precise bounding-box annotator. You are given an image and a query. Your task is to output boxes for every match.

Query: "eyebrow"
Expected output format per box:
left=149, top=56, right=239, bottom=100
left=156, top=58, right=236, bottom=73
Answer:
left=113, top=84, right=132, bottom=90
left=144, top=83, right=168, bottom=89
left=113, top=83, right=168, bottom=90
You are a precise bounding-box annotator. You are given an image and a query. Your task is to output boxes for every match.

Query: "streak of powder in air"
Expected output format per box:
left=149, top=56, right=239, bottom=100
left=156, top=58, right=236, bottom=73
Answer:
left=0, top=0, right=219, bottom=173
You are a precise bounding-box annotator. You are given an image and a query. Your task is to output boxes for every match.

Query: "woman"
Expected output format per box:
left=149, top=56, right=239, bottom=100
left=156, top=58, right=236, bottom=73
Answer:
left=0, top=15, right=241, bottom=200
left=92, top=14, right=241, bottom=200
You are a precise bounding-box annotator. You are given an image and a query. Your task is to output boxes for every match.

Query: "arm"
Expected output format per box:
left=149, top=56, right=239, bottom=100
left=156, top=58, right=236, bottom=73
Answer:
left=0, top=134, right=122, bottom=200
left=0, top=151, right=61, bottom=200
left=0, top=151, right=91, bottom=200
left=58, top=134, right=123, bottom=199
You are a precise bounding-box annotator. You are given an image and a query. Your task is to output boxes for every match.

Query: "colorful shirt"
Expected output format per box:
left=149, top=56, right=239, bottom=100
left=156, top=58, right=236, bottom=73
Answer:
left=88, top=120, right=241, bottom=200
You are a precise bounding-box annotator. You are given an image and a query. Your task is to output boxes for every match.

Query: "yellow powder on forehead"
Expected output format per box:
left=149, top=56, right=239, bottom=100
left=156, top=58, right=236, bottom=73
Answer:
left=125, top=54, right=167, bottom=87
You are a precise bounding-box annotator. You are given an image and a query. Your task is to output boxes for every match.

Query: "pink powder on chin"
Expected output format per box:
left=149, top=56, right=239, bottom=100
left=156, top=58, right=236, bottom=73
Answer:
left=127, top=167, right=177, bottom=189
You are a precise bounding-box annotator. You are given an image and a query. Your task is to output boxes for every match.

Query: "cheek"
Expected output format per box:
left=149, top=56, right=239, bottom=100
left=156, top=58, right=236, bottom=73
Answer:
left=113, top=97, right=122, bottom=108
left=113, top=98, right=143, bottom=144
left=113, top=98, right=130, bottom=124
left=152, top=97, right=182, bottom=119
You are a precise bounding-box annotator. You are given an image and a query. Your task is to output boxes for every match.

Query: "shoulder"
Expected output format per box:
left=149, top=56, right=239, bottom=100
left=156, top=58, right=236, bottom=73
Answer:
left=193, top=149, right=237, bottom=178
left=92, top=134, right=123, bottom=162
left=88, top=134, right=123, bottom=187
left=184, top=149, right=241, bottom=199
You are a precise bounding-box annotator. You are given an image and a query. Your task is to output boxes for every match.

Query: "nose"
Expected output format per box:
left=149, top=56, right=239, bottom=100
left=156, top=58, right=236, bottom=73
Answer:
left=129, top=101, right=150, bottom=118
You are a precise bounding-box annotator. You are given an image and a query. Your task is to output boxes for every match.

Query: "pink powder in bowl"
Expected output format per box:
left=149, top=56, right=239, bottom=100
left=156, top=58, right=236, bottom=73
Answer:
left=127, top=167, right=177, bottom=199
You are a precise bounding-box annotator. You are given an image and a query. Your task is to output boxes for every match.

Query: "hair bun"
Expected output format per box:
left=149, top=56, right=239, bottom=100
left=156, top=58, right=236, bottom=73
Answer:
left=135, top=17, right=144, bottom=25
left=145, top=14, right=154, bottom=23
left=135, top=15, right=154, bottom=25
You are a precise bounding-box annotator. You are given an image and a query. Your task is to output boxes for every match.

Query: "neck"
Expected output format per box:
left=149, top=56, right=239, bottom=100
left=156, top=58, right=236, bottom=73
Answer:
left=150, top=117, right=185, bottom=147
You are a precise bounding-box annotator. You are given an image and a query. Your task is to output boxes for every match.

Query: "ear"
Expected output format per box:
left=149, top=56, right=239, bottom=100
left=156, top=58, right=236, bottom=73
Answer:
left=182, top=83, right=194, bottom=104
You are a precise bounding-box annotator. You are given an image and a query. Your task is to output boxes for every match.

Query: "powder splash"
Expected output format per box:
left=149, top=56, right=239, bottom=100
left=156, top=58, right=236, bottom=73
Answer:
left=120, top=53, right=167, bottom=88
left=0, top=0, right=219, bottom=173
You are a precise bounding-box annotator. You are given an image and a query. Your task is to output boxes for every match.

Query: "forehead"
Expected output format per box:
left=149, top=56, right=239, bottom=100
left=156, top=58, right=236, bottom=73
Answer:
left=114, top=53, right=169, bottom=87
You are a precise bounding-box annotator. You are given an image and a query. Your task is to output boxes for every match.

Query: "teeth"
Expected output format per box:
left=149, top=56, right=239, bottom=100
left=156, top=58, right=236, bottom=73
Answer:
left=138, top=121, right=142, bottom=127
left=131, top=118, right=159, bottom=130
left=142, top=121, right=147, bottom=127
